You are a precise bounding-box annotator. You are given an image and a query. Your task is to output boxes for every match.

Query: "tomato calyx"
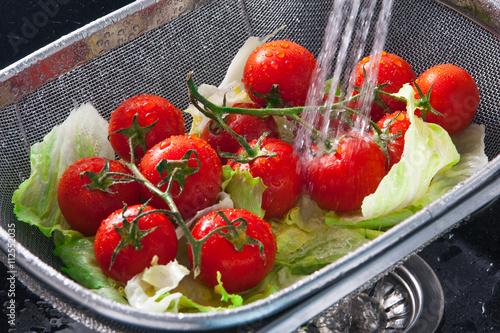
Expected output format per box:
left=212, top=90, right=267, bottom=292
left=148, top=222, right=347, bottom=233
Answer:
left=81, top=158, right=137, bottom=194
left=248, top=84, right=290, bottom=108
left=108, top=114, right=158, bottom=161
left=189, top=210, right=266, bottom=277
left=207, top=118, right=224, bottom=136
left=218, top=132, right=278, bottom=163
left=412, top=81, right=444, bottom=121
left=353, top=66, right=393, bottom=115
left=370, top=112, right=404, bottom=165
left=109, top=202, right=160, bottom=270
left=215, top=211, right=266, bottom=260
left=155, top=149, right=201, bottom=198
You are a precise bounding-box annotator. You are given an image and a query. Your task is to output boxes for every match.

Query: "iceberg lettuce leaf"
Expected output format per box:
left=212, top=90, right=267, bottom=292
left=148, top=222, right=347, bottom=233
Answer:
left=272, top=196, right=370, bottom=275
left=222, top=165, right=266, bottom=218
left=124, top=260, right=244, bottom=313
left=361, top=84, right=461, bottom=219
left=12, top=103, right=114, bottom=237
left=52, top=230, right=127, bottom=304
left=411, top=123, right=487, bottom=208
left=185, top=82, right=254, bottom=137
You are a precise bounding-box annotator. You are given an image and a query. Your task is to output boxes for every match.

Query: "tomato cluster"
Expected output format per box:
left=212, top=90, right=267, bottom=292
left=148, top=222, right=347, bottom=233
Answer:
left=56, top=37, right=479, bottom=295
left=57, top=93, right=278, bottom=292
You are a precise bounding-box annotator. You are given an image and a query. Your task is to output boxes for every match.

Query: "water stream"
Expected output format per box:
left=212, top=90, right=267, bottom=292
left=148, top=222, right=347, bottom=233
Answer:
left=293, top=0, right=395, bottom=158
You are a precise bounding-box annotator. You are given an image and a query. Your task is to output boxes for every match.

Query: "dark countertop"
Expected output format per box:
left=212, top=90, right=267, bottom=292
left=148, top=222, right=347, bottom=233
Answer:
left=1, top=1, right=499, bottom=332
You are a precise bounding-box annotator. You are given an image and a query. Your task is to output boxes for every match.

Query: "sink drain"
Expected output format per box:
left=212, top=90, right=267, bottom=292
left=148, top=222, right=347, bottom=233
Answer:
left=297, top=255, right=444, bottom=333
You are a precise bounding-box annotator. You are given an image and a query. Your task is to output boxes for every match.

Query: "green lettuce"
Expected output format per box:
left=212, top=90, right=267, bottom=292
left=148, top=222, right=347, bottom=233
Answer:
left=52, top=231, right=127, bottom=304
left=411, top=123, right=487, bottom=208
left=12, top=103, right=115, bottom=237
left=361, top=84, right=461, bottom=219
left=11, top=103, right=123, bottom=300
left=221, top=165, right=267, bottom=218
left=271, top=196, right=370, bottom=275
left=124, top=259, right=243, bottom=313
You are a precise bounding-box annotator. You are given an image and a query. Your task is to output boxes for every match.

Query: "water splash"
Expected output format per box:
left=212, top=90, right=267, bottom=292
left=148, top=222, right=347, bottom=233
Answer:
left=294, top=0, right=395, bottom=158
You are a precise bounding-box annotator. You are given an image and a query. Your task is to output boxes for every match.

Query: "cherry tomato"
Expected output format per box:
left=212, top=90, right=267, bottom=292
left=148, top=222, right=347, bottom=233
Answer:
left=57, top=157, right=141, bottom=236
left=414, top=64, right=480, bottom=135
left=94, top=204, right=178, bottom=284
left=228, top=138, right=303, bottom=219
left=201, top=105, right=280, bottom=164
left=376, top=111, right=411, bottom=169
left=108, top=94, right=186, bottom=162
left=188, top=209, right=276, bottom=293
left=138, top=135, right=222, bottom=220
left=306, top=134, right=387, bottom=212
left=242, top=40, right=317, bottom=107
left=351, top=51, right=416, bottom=122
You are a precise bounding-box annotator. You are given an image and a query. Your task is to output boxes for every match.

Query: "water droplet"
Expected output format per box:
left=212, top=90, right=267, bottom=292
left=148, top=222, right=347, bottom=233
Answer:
left=271, top=177, right=281, bottom=187
left=160, top=141, right=171, bottom=149
left=142, top=101, right=156, bottom=111
left=486, top=263, right=498, bottom=275
left=280, top=41, right=289, bottom=48
left=276, top=51, right=285, bottom=58
left=265, top=50, right=273, bottom=57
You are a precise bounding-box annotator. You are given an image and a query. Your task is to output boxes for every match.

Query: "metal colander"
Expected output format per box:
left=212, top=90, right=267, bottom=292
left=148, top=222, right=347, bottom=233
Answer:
left=1, top=0, right=500, bottom=331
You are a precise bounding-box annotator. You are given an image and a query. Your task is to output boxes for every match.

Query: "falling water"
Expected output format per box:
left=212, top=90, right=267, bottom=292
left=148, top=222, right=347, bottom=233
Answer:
left=293, top=0, right=395, bottom=158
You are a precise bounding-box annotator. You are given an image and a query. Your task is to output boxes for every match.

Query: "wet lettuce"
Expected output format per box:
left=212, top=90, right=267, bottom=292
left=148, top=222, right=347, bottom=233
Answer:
left=12, top=103, right=115, bottom=237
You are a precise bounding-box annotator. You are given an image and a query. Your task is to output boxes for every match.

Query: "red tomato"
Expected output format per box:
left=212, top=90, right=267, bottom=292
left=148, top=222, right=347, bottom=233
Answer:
left=228, top=138, right=303, bottom=219
left=108, top=94, right=186, bottom=162
left=94, top=204, right=178, bottom=283
left=138, top=135, right=222, bottom=220
left=201, top=107, right=280, bottom=164
left=188, top=209, right=276, bottom=293
left=414, top=64, right=480, bottom=135
left=57, top=157, right=141, bottom=236
left=351, top=51, right=416, bottom=122
left=376, top=111, right=411, bottom=169
left=242, top=40, right=317, bottom=107
left=306, top=134, right=387, bottom=212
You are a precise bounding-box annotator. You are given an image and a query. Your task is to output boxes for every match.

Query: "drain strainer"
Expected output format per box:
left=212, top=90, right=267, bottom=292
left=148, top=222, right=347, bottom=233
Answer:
left=298, top=255, right=444, bottom=333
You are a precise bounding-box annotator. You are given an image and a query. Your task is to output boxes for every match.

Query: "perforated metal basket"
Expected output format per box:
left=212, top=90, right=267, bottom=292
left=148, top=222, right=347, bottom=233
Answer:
left=1, top=0, right=500, bottom=331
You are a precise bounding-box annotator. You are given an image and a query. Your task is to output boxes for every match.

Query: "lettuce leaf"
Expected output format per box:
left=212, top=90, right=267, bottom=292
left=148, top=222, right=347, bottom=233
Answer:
left=361, top=84, right=461, bottom=219
left=11, top=103, right=123, bottom=301
left=124, top=259, right=243, bottom=313
left=12, top=103, right=114, bottom=237
left=221, top=165, right=266, bottom=218
left=411, top=123, right=487, bottom=208
left=271, top=196, right=370, bottom=275
left=185, top=81, right=254, bottom=137
left=52, top=230, right=127, bottom=304
left=325, top=206, right=419, bottom=231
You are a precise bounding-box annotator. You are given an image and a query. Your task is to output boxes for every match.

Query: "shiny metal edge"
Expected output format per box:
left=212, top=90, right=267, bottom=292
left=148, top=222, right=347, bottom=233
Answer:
left=0, top=0, right=215, bottom=109
left=434, top=0, right=500, bottom=38
left=1, top=154, right=498, bottom=331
